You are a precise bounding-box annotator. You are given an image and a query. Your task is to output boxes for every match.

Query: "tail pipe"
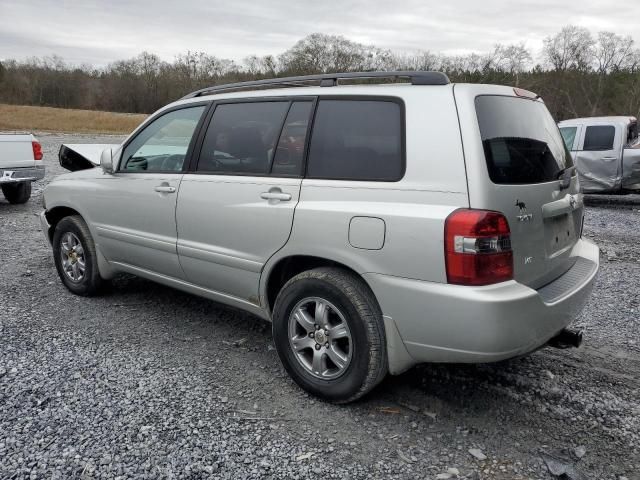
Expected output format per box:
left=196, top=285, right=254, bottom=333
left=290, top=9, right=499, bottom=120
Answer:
left=547, top=328, right=583, bottom=349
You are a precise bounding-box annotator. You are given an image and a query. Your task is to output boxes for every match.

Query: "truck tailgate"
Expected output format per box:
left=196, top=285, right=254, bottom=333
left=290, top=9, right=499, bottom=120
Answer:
left=0, top=134, right=36, bottom=169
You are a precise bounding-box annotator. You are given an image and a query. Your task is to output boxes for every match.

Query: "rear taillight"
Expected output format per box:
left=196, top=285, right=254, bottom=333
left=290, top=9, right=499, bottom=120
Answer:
left=444, top=209, right=513, bottom=286
left=32, top=141, right=43, bottom=160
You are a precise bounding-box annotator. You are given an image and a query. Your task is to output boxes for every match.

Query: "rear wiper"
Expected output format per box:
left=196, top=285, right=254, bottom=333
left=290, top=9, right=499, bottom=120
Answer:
left=556, top=166, right=576, bottom=190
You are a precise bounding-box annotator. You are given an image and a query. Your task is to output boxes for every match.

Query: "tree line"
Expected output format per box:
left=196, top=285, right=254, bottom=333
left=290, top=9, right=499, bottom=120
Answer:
left=1, top=25, right=639, bottom=121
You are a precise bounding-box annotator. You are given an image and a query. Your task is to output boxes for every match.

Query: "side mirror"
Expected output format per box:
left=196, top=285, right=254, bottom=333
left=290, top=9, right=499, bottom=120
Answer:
left=100, top=148, right=114, bottom=174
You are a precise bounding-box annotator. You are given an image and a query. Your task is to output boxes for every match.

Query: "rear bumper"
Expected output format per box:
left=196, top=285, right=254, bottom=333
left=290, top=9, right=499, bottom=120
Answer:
left=365, top=238, right=599, bottom=366
left=0, top=166, right=45, bottom=183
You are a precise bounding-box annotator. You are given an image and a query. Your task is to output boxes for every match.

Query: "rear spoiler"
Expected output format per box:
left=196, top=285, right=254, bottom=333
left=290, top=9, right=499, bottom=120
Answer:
left=59, top=144, right=120, bottom=171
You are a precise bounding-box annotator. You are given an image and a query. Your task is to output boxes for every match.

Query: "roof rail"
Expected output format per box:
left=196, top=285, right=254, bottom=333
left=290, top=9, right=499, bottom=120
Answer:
left=181, top=71, right=450, bottom=99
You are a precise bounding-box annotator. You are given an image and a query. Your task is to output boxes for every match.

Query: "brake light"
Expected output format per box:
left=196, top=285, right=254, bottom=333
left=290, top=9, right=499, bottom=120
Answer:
left=513, top=87, right=538, bottom=99
left=32, top=141, right=43, bottom=160
left=444, top=209, right=513, bottom=286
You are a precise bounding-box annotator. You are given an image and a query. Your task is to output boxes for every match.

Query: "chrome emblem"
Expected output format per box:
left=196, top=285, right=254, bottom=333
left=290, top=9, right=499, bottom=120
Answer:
left=515, top=199, right=533, bottom=222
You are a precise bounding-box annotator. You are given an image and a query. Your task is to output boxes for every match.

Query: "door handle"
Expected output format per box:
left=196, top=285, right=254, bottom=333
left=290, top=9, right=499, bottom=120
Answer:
left=602, top=156, right=617, bottom=162
left=260, top=188, right=291, bottom=202
left=154, top=185, right=176, bottom=193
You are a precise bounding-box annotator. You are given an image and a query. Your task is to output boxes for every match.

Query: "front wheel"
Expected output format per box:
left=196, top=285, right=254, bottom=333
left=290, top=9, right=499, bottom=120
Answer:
left=52, top=215, right=104, bottom=296
left=1, top=182, right=31, bottom=204
left=272, top=267, right=387, bottom=403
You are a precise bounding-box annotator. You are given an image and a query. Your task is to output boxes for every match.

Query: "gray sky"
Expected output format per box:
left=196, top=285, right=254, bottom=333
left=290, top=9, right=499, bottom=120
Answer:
left=1, top=0, right=638, bottom=65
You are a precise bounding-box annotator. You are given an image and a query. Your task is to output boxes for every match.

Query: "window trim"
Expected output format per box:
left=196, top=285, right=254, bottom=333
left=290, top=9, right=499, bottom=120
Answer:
left=116, top=101, right=212, bottom=174
left=189, top=96, right=317, bottom=177
left=582, top=124, right=616, bottom=152
left=304, top=95, right=407, bottom=182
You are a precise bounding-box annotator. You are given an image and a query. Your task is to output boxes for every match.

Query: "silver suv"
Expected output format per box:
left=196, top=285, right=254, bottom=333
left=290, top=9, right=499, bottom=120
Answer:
left=41, top=72, right=599, bottom=403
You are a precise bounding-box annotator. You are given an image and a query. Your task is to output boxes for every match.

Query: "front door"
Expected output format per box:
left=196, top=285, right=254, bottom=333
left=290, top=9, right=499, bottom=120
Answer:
left=176, top=99, right=314, bottom=300
left=92, top=104, right=207, bottom=279
left=575, top=123, right=621, bottom=192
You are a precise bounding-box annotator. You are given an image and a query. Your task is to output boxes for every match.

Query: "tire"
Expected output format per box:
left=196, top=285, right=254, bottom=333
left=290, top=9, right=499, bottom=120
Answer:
left=272, top=267, right=387, bottom=403
left=52, top=215, right=104, bottom=296
left=1, top=182, right=31, bottom=204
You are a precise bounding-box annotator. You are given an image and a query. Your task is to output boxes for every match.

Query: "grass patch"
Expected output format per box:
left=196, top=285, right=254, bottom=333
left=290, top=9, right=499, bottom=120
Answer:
left=0, top=104, right=147, bottom=134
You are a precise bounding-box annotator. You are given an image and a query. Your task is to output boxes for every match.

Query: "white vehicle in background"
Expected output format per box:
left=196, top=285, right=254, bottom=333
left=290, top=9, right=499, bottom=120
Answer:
left=559, top=116, right=640, bottom=193
left=0, top=133, right=45, bottom=203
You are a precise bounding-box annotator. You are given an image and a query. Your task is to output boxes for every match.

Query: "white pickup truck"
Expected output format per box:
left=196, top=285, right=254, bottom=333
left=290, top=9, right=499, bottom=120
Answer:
left=0, top=133, right=45, bottom=203
left=559, top=116, right=640, bottom=193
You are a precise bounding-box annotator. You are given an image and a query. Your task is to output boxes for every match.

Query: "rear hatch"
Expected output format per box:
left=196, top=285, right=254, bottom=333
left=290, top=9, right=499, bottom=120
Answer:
left=0, top=134, right=36, bottom=169
left=454, top=85, right=583, bottom=289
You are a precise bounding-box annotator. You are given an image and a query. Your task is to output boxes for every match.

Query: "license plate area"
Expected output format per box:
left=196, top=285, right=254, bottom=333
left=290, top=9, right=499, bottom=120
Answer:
left=545, top=213, right=576, bottom=257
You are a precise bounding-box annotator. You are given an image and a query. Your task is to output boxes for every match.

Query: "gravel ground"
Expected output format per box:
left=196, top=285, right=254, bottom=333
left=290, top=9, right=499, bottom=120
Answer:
left=1, top=133, right=639, bottom=480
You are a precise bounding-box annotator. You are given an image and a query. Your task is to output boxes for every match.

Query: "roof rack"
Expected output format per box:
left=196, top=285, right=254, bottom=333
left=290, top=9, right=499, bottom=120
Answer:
left=181, top=71, right=450, bottom=99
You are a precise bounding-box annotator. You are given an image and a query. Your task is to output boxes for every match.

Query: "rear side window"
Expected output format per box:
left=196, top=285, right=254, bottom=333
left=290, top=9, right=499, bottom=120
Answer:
left=306, top=99, right=403, bottom=181
left=198, top=102, right=290, bottom=175
left=559, top=127, right=577, bottom=151
left=583, top=125, right=615, bottom=151
left=476, top=95, right=572, bottom=185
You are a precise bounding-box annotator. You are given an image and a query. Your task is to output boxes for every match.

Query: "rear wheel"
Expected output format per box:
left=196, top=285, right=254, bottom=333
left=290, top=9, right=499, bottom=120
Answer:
left=272, top=267, right=387, bottom=403
left=1, top=182, right=31, bottom=204
left=52, top=215, right=104, bottom=296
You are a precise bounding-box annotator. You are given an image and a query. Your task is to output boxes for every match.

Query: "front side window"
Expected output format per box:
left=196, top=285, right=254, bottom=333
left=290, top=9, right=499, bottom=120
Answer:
left=121, top=106, right=205, bottom=172
left=306, top=100, right=404, bottom=181
left=198, top=101, right=290, bottom=175
left=476, top=95, right=572, bottom=184
left=583, top=125, right=615, bottom=151
left=559, top=127, right=577, bottom=151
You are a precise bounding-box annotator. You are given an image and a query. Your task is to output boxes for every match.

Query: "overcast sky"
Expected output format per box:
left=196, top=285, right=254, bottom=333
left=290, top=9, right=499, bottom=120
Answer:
left=1, top=0, right=638, bottom=65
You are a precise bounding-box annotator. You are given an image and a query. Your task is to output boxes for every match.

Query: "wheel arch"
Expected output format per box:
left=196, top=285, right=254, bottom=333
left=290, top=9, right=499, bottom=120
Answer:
left=44, top=205, right=117, bottom=280
left=262, top=254, right=416, bottom=376
left=44, top=206, right=83, bottom=242
left=262, top=254, right=369, bottom=316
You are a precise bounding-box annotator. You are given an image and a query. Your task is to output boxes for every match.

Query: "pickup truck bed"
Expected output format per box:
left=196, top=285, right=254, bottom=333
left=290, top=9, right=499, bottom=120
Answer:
left=0, top=133, right=45, bottom=203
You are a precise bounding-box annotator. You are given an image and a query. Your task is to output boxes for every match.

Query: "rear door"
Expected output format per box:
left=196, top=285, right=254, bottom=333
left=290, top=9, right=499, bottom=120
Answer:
left=574, top=123, right=621, bottom=192
left=622, top=121, right=640, bottom=190
left=176, top=98, right=314, bottom=300
left=455, top=85, right=583, bottom=289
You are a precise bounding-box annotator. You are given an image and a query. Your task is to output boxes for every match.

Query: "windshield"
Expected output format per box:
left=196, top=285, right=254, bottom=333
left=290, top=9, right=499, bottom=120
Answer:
left=476, top=95, right=573, bottom=184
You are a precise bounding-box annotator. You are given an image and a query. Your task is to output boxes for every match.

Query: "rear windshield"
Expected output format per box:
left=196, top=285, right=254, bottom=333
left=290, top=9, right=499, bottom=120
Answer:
left=476, top=95, right=572, bottom=184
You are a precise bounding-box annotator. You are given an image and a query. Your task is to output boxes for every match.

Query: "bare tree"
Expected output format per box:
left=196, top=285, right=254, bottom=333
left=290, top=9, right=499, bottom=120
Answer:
left=1, top=25, right=639, bottom=117
left=543, top=26, right=595, bottom=71
left=389, top=51, right=441, bottom=71
left=278, top=33, right=376, bottom=74
left=494, top=43, right=532, bottom=74
left=594, top=32, right=635, bottom=74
